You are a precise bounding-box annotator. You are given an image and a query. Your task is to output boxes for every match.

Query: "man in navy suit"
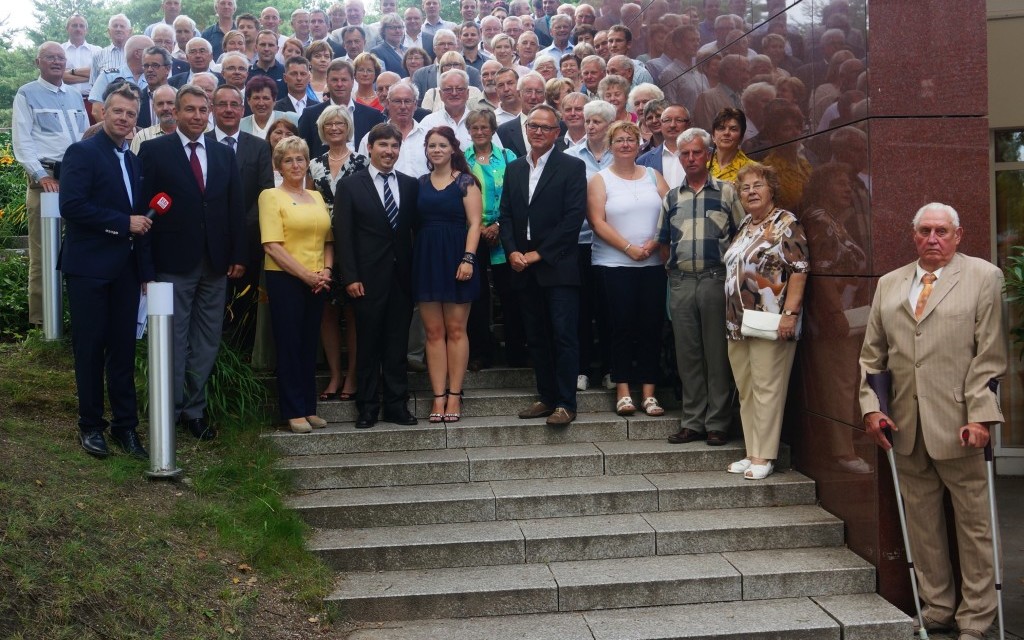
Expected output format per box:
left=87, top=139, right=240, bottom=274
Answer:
left=207, top=84, right=274, bottom=351
left=298, top=58, right=385, bottom=159
left=168, top=37, right=223, bottom=88
left=637, top=104, right=691, bottom=189
left=333, top=123, right=418, bottom=429
left=138, top=46, right=174, bottom=128
left=370, top=13, right=409, bottom=77
left=499, top=105, right=587, bottom=425
left=59, top=83, right=153, bottom=459
left=138, top=84, right=247, bottom=441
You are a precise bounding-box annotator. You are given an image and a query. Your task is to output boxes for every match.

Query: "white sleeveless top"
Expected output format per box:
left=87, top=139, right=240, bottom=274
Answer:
left=592, top=166, right=663, bottom=268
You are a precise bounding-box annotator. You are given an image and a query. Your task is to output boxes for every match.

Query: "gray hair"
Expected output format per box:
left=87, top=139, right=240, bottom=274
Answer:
left=597, top=74, right=630, bottom=99
left=583, top=99, right=615, bottom=122
left=317, top=104, right=355, bottom=143
left=550, top=13, right=572, bottom=28
left=518, top=70, right=545, bottom=90
left=380, top=12, right=404, bottom=28
left=173, top=15, right=197, bottom=32
left=389, top=80, right=420, bottom=101
left=628, top=82, right=664, bottom=105
left=433, top=28, right=457, bottom=42
left=912, top=203, right=960, bottom=229
left=580, top=54, right=606, bottom=71
left=152, top=24, right=174, bottom=41
left=741, top=81, right=776, bottom=107
left=440, top=68, right=470, bottom=86
left=108, top=13, right=131, bottom=28
left=677, top=127, right=711, bottom=150
left=220, top=52, right=249, bottom=68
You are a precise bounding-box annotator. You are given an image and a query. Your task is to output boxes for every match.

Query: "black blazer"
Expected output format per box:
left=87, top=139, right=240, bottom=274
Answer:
left=273, top=96, right=297, bottom=113
left=206, top=130, right=274, bottom=269
left=138, top=86, right=154, bottom=129
left=58, top=129, right=152, bottom=282
left=370, top=43, right=408, bottom=78
left=498, top=148, right=586, bottom=289
left=298, top=99, right=386, bottom=159
left=171, top=58, right=189, bottom=76
left=138, top=132, right=247, bottom=275
left=497, top=116, right=569, bottom=159
left=333, top=169, right=418, bottom=297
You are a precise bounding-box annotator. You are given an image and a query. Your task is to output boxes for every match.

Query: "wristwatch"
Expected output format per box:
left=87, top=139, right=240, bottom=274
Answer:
left=782, top=309, right=799, bottom=316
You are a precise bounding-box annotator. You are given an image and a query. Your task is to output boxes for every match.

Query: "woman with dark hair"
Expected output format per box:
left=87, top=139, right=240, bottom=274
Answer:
left=305, top=40, right=334, bottom=100
left=241, top=76, right=297, bottom=139
left=413, top=126, right=483, bottom=423
left=403, top=46, right=430, bottom=79
left=265, top=118, right=301, bottom=186
left=709, top=107, right=751, bottom=182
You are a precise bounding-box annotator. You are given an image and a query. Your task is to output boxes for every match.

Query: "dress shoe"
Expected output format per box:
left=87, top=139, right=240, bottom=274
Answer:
left=382, top=408, right=417, bottom=425
left=110, top=429, right=148, bottom=459
left=184, top=417, right=217, bottom=440
left=80, top=430, right=110, bottom=458
left=306, top=415, right=328, bottom=429
left=546, top=407, right=575, bottom=426
left=912, top=616, right=954, bottom=634
left=355, top=413, right=378, bottom=429
left=518, top=401, right=554, bottom=419
left=667, top=427, right=705, bottom=444
left=288, top=418, right=312, bottom=434
left=706, top=430, right=728, bottom=446
left=407, top=358, right=427, bottom=373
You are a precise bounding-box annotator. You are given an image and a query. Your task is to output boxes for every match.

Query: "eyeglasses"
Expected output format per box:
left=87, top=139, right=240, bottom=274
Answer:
left=611, top=137, right=637, bottom=146
left=526, top=122, right=558, bottom=133
left=389, top=98, right=415, bottom=105
left=660, top=116, right=691, bottom=125
left=441, top=87, right=468, bottom=94
left=440, top=63, right=464, bottom=69
left=324, top=121, right=348, bottom=129
left=41, top=55, right=67, bottom=63
left=214, top=101, right=243, bottom=109
left=739, top=182, right=768, bottom=193
left=142, top=62, right=170, bottom=70
left=520, top=88, right=544, bottom=96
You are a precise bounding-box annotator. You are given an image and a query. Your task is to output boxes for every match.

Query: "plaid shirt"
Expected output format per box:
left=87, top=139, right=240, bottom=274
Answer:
left=657, top=176, right=744, bottom=273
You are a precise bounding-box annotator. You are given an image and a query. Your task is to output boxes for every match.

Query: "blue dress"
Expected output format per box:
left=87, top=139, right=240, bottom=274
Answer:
left=413, top=172, right=480, bottom=303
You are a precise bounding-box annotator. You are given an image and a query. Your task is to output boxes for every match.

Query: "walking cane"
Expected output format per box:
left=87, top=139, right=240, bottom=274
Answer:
left=866, top=371, right=929, bottom=640
left=982, top=378, right=1006, bottom=640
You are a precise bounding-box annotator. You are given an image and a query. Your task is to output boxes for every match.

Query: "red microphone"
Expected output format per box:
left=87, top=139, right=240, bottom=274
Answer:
left=145, top=192, right=173, bottom=220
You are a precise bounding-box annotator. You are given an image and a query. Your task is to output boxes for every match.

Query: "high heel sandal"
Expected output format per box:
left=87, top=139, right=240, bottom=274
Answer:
left=429, top=392, right=447, bottom=424
left=444, top=390, right=464, bottom=423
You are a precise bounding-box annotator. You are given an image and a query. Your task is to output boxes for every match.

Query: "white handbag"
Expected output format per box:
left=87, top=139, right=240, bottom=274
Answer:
left=740, top=309, right=782, bottom=340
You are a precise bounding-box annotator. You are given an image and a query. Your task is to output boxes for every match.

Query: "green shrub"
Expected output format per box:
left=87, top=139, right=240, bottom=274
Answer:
left=0, top=131, right=28, bottom=243
left=0, top=252, right=28, bottom=341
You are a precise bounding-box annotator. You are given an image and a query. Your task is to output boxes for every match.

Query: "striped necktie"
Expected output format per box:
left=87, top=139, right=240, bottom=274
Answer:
left=379, top=172, right=398, bottom=230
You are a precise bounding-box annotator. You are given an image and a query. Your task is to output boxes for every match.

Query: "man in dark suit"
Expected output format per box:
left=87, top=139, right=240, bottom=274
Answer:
left=299, top=58, right=385, bottom=159
left=206, top=84, right=274, bottom=350
left=138, top=84, right=247, bottom=441
left=59, top=83, right=152, bottom=459
left=138, top=46, right=174, bottom=129
left=274, top=56, right=316, bottom=117
left=411, top=29, right=483, bottom=105
left=498, top=105, right=587, bottom=425
left=333, top=123, right=418, bottom=429
left=370, top=13, right=409, bottom=77
left=496, top=71, right=559, bottom=158
left=167, top=36, right=224, bottom=88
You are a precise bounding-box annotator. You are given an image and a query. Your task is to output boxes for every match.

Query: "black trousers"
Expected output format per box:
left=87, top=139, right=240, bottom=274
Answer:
left=66, top=265, right=140, bottom=434
left=598, top=265, right=666, bottom=384
left=265, top=270, right=326, bottom=420
left=490, top=262, right=528, bottom=366
left=351, top=275, right=413, bottom=417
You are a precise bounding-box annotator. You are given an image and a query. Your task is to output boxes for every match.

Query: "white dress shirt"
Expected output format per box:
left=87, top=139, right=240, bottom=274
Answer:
left=368, top=163, right=400, bottom=209
left=910, top=265, right=944, bottom=310
left=62, top=41, right=101, bottom=97
left=177, top=129, right=208, bottom=184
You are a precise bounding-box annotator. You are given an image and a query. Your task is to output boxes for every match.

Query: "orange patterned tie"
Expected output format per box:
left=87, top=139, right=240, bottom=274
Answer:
left=915, top=272, right=936, bottom=319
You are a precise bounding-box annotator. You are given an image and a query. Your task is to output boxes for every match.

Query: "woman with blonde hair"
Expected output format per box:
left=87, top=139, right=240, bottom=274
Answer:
left=308, top=105, right=368, bottom=402
left=352, top=52, right=384, bottom=110
left=259, top=136, right=334, bottom=433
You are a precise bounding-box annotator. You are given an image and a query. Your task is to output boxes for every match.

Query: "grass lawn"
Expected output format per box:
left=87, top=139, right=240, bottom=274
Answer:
left=0, top=336, right=342, bottom=639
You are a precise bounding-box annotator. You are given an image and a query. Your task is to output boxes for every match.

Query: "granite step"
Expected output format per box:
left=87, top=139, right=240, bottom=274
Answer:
left=278, top=438, right=790, bottom=490
left=344, top=594, right=912, bottom=640
left=287, top=470, right=817, bottom=522
left=316, top=387, right=635, bottom=423
left=308, top=505, right=844, bottom=571
left=326, top=547, right=876, bottom=621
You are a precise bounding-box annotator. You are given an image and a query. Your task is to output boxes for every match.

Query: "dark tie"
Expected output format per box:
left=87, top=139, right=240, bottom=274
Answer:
left=188, top=141, right=205, bottom=193
left=114, top=147, right=133, bottom=207
left=379, top=172, right=398, bottom=230
left=915, top=272, right=936, bottom=319
left=223, top=136, right=236, bottom=153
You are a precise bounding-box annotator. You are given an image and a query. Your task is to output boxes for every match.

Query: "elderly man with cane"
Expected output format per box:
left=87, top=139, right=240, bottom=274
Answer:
left=859, top=203, right=1006, bottom=640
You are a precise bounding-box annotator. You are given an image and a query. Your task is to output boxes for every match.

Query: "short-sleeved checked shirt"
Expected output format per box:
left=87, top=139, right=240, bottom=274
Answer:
left=657, top=176, right=745, bottom=273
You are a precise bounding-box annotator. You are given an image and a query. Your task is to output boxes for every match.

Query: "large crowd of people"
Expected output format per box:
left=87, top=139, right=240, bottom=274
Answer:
left=14, top=0, right=874, bottom=473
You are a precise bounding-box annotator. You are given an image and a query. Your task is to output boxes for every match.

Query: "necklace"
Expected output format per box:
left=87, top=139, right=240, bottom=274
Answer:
left=328, top=149, right=349, bottom=162
left=475, top=147, right=491, bottom=163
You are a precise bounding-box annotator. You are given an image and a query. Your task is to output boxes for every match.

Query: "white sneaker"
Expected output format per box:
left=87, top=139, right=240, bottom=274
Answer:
left=576, top=374, right=590, bottom=391
left=602, top=373, right=614, bottom=390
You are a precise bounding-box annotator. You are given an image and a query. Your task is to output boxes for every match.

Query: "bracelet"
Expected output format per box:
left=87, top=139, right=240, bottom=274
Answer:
left=623, top=243, right=632, bottom=253
left=324, top=266, right=333, bottom=272
left=461, top=252, right=476, bottom=265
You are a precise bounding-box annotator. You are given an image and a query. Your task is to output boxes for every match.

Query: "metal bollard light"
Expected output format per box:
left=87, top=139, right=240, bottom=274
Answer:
left=144, top=282, right=182, bottom=480
left=40, top=192, right=62, bottom=340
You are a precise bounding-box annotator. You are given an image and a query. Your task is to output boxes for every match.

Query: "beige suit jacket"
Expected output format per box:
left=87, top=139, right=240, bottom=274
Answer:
left=859, top=252, right=1007, bottom=460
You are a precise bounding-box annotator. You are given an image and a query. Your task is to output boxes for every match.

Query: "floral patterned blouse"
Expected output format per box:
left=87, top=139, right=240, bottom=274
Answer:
left=308, top=151, right=368, bottom=215
left=724, top=207, right=810, bottom=340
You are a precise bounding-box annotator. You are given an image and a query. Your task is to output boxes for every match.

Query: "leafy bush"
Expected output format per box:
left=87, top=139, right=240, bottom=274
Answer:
left=0, top=131, right=28, bottom=244
left=0, top=252, right=29, bottom=341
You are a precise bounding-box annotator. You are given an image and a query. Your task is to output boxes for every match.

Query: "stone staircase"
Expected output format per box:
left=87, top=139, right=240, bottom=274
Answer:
left=266, top=367, right=912, bottom=639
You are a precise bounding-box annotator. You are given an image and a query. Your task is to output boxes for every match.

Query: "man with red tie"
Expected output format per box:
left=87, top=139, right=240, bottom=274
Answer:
left=138, top=84, right=247, bottom=441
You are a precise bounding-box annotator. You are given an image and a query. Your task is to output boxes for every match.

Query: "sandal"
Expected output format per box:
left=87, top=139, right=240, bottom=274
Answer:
left=318, top=390, right=338, bottom=401
left=616, top=396, right=636, bottom=416
left=429, top=392, right=447, bottom=424
left=727, top=458, right=752, bottom=474
left=744, top=461, right=774, bottom=480
left=444, top=390, right=464, bottom=423
left=641, top=397, right=665, bottom=416
left=338, top=390, right=357, bottom=401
